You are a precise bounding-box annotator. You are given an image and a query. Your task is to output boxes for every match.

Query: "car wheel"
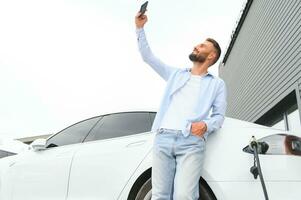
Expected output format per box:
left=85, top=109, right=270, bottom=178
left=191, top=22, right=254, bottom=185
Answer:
left=135, top=178, right=215, bottom=200
left=135, top=178, right=152, bottom=200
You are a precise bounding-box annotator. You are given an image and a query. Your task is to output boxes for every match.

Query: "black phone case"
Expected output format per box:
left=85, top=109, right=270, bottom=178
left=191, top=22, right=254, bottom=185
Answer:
left=139, top=1, right=148, bottom=16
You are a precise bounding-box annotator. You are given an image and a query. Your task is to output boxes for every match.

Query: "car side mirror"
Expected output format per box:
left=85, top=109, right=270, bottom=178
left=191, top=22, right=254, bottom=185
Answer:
left=30, top=138, right=47, bottom=151
left=243, top=134, right=301, bottom=156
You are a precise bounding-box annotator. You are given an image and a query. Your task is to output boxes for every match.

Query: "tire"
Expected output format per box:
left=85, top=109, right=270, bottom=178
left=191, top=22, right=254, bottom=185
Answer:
left=134, top=177, right=215, bottom=200
left=135, top=178, right=152, bottom=200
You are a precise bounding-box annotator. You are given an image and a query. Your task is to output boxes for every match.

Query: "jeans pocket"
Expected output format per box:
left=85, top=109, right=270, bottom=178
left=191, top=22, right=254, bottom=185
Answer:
left=191, top=133, right=205, bottom=142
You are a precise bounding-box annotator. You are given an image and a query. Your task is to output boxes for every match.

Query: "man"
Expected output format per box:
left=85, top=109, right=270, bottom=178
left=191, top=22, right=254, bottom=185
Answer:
left=135, top=11, right=227, bottom=200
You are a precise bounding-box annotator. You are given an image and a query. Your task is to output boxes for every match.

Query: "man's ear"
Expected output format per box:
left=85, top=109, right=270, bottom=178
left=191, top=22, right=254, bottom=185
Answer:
left=207, top=52, right=216, bottom=64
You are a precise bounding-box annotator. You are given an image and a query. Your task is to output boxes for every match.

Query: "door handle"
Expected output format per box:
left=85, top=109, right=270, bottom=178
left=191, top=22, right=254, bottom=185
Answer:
left=126, top=140, right=146, bottom=148
left=9, top=161, right=16, bottom=167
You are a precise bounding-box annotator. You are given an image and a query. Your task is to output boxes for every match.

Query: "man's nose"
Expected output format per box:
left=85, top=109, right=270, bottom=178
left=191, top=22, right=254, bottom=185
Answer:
left=194, top=46, right=200, bottom=52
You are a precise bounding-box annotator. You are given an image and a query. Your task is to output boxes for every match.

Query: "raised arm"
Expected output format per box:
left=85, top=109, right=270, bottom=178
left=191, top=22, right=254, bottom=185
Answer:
left=135, top=12, right=178, bottom=81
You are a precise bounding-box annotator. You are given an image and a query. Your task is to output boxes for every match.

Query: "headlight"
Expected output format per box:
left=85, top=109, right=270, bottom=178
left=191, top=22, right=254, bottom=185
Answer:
left=243, top=134, right=301, bottom=156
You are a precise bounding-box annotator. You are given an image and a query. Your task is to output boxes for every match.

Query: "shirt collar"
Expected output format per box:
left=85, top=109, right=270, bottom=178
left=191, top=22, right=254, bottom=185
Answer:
left=186, top=67, right=213, bottom=77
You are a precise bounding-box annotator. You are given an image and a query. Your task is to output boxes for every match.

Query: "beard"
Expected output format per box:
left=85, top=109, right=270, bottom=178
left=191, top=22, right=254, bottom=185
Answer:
left=189, top=52, right=206, bottom=63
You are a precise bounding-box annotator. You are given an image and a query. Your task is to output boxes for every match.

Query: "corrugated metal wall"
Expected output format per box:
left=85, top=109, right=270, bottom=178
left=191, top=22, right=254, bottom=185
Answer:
left=298, top=80, right=301, bottom=122
left=299, top=81, right=301, bottom=101
left=219, top=0, right=301, bottom=122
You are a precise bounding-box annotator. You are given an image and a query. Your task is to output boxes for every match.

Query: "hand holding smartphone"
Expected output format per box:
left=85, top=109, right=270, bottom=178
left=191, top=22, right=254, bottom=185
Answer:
left=135, top=1, right=148, bottom=28
left=138, top=1, right=148, bottom=17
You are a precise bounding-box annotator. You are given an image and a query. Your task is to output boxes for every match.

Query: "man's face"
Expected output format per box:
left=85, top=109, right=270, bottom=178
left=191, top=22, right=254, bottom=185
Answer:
left=189, top=40, right=216, bottom=64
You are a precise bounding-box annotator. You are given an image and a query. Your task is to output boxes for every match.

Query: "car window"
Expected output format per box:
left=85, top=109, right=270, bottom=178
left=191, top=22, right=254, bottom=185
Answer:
left=46, top=116, right=101, bottom=148
left=0, top=150, right=16, bottom=158
left=84, top=112, right=152, bottom=142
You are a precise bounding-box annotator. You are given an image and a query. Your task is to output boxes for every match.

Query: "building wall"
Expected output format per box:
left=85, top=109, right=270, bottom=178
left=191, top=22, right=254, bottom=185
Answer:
left=219, top=0, right=301, bottom=124
left=297, top=80, right=301, bottom=122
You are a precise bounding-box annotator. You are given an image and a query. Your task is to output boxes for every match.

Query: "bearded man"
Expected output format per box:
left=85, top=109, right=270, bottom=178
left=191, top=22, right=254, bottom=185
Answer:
left=135, top=11, right=227, bottom=200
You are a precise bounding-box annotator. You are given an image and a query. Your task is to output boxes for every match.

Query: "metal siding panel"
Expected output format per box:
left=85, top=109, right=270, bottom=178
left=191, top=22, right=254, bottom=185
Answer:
left=295, top=79, right=301, bottom=125
left=220, top=0, right=301, bottom=123
left=235, top=0, right=300, bottom=118
left=221, top=0, right=284, bottom=118
left=243, top=38, right=301, bottom=120
left=249, top=66, right=301, bottom=122
left=236, top=1, right=298, bottom=97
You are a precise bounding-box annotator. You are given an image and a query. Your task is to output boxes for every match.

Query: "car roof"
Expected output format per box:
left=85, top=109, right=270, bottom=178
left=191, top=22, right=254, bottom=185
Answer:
left=97, top=107, right=158, bottom=116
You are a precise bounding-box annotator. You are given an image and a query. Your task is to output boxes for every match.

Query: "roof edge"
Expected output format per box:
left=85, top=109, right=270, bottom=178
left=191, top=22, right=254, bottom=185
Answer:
left=221, top=0, right=254, bottom=65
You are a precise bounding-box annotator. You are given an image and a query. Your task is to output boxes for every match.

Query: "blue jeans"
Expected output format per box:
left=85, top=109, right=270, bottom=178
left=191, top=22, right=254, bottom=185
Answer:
left=151, top=128, right=206, bottom=200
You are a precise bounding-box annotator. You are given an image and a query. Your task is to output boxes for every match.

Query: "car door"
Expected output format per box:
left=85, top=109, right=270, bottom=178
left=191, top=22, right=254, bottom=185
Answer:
left=66, top=112, right=155, bottom=200
left=5, top=116, right=100, bottom=200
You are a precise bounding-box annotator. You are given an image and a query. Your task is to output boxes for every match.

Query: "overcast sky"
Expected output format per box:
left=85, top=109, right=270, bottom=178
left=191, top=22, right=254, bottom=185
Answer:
left=0, top=0, right=246, bottom=140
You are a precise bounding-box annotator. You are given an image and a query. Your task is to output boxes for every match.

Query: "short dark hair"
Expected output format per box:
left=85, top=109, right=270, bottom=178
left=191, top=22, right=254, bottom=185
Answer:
left=206, top=38, right=221, bottom=65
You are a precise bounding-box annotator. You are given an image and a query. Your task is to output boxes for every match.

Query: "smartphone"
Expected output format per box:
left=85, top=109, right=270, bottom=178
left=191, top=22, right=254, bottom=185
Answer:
left=139, top=1, right=148, bottom=17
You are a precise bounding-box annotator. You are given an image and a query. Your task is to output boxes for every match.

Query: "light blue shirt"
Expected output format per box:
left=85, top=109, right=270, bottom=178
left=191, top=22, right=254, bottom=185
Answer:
left=136, top=27, right=227, bottom=141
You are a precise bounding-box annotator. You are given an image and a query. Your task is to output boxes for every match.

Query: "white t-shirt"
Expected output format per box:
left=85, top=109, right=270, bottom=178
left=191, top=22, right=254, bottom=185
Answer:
left=160, top=74, right=203, bottom=130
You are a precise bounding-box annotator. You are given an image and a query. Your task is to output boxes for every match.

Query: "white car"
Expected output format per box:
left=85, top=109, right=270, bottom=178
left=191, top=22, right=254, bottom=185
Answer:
left=0, top=109, right=300, bottom=200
